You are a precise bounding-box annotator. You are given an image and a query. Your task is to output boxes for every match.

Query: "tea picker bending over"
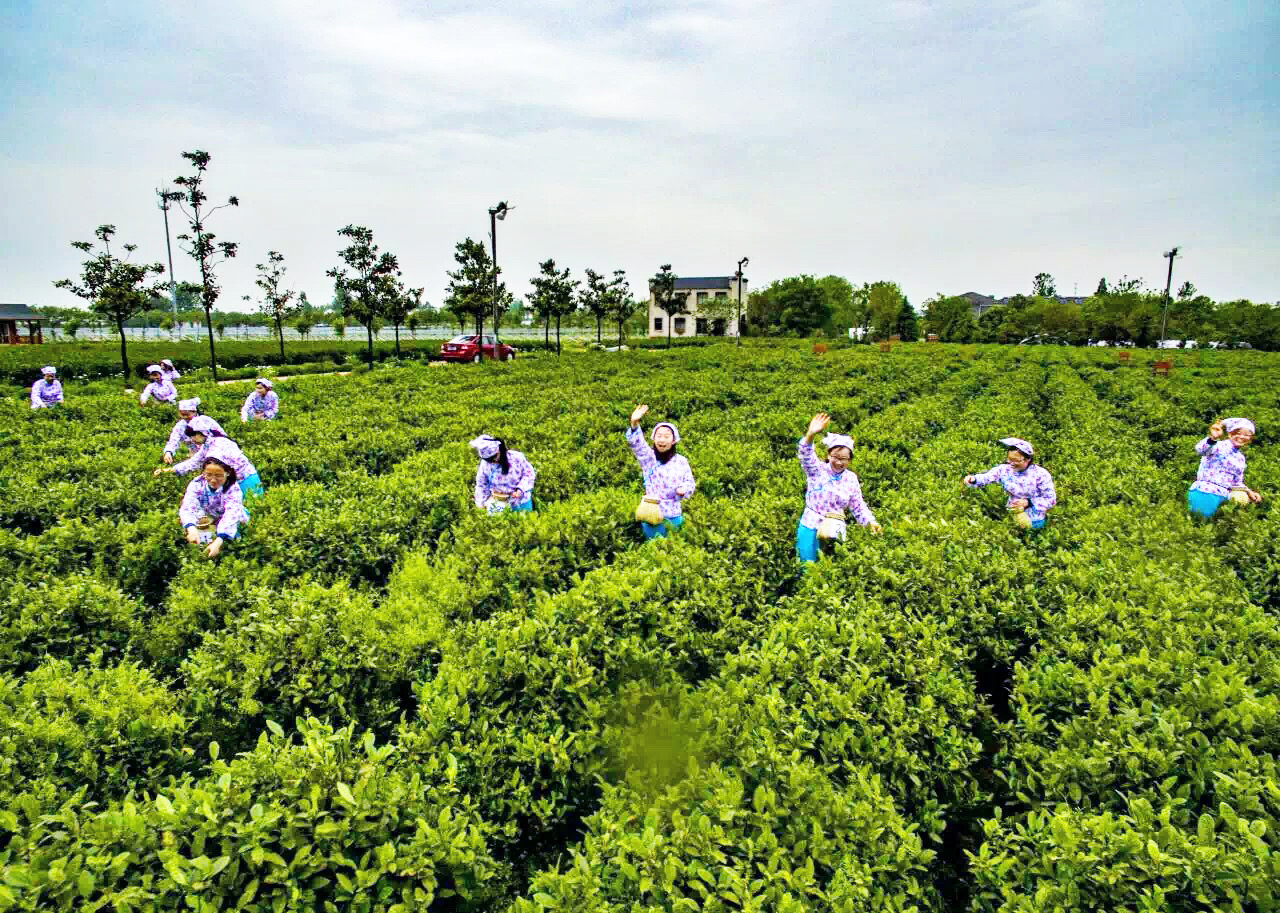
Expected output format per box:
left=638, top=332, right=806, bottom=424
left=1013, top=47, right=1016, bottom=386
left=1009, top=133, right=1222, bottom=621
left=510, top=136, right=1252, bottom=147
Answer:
left=179, top=457, right=248, bottom=558
left=627, top=404, right=696, bottom=539
left=30, top=366, right=63, bottom=409
left=796, top=412, right=881, bottom=563
left=140, top=364, right=178, bottom=406
left=241, top=379, right=279, bottom=422
left=964, top=437, right=1056, bottom=529
left=155, top=416, right=264, bottom=499
left=1188, top=418, right=1261, bottom=518
left=471, top=434, right=537, bottom=513
left=163, top=398, right=223, bottom=465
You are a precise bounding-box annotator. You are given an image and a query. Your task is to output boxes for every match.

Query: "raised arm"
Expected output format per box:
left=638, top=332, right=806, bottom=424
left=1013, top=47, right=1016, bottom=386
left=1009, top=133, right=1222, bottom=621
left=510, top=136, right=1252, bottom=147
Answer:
left=798, top=412, right=831, bottom=479
left=627, top=405, right=657, bottom=472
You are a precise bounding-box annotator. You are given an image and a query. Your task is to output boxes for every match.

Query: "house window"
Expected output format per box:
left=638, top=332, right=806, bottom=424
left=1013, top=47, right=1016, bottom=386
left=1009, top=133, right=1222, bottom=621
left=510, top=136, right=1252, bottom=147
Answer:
left=715, top=291, right=728, bottom=299
left=696, top=317, right=709, bottom=335
left=696, top=292, right=709, bottom=305
left=653, top=316, right=663, bottom=331
left=674, top=317, right=687, bottom=333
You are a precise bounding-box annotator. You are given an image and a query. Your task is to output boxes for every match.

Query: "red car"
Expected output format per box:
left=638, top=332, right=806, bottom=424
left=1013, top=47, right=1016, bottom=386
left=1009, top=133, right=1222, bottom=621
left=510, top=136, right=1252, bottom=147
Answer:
left=438, top=334, right=518, bottom=363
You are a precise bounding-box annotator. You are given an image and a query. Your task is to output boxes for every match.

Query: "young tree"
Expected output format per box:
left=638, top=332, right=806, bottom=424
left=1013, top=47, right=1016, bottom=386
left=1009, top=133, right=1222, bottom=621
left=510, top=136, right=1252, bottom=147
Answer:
left=63, top=318, right=82, bottom=339
left=332, top=317, right=346, bottom=338
left=1032, top=272, right=1057, bottom=297
left=327, top=225, right=400, bottom=364
left=895, top=296, right=920, bottom=341
left=580, top=268, right=614, bottom=343
left=253, top=251, right=297, bottom=360
left=293, top=315, right=314, bottom=339
left=383, top=282, right=422, bottom=357
left=445, top=238, right=503, bottom=343
left=53, top=225, right=164, bottom=382
left=528, top=259, right=578, bottom=355
left=607, top=270, right=640, bottom=347
left=650, top=264, right=684, bottom=349
left=408, top=312, right=421, bottom=339
left=168, top=150, right=239, bottom=381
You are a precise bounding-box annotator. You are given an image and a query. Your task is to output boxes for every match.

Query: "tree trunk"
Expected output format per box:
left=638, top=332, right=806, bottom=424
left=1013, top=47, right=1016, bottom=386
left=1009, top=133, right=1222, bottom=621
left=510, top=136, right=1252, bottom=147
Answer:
left=556, top=316, right=562, bottom=355
left=203, top=304, right=219, bottom=382
left=618, top=320, right=625, bottom=348
left=667, top=317, right=672, bottom=349
left=276, top=316, right=285, bottom=360
left=394, top=323, right=401, bottom=357
left=366, top=323, right=374, bottom=364
left=116, top=317, right=130, bottom=385
left=544, top=316, right=550, bottom=348
left=596, top=317, right=602, bottom=344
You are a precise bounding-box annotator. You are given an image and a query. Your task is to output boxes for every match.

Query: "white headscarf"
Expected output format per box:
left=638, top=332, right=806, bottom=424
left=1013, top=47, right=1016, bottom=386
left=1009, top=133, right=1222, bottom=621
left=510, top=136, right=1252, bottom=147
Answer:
left=1224, top=417, right=1256, bottom=435
left=178, top=397, right=201, bottom=411
left=651, top=422, right=681, bottom=443
left=146, top=364, right=162, bottom=374
left=470, top=435, right=501, bottom=459
left=41, top=366, right=56, bottom=376
left=255, top=378, right=274, bottom=390
left=822, top=433, right=855, bottom=454
left=188, top=415, right=225, bottom=438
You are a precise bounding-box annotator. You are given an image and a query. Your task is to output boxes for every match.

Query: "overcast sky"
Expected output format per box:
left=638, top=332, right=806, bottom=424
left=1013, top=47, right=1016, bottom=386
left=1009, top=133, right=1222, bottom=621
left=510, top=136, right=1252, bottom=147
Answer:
left=3, top=0, right=1277, bottom=314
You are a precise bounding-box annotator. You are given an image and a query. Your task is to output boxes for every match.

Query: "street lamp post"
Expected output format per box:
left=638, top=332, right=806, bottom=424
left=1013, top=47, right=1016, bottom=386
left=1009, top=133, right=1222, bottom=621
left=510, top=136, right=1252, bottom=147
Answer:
left=156, top=188, right=180, bottom=334
left=488, top=201, right=511, bottom=356
left=1160, top=246, right=1180, bottom=346
left=734, top=256, right=749, bottom=346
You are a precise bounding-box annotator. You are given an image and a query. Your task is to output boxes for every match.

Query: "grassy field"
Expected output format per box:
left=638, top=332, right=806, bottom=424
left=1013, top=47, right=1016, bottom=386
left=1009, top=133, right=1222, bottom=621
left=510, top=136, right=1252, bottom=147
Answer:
left=1, top=342, right=1277, bottom=911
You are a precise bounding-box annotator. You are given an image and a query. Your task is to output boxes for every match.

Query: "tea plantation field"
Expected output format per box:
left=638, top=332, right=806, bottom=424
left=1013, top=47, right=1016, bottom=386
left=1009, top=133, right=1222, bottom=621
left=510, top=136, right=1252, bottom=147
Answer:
left=1, top=343, right=1277, bottom=912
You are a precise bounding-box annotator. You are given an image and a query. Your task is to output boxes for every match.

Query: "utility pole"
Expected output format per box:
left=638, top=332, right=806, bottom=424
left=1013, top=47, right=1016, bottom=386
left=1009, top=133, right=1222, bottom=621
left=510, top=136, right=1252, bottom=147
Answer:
left=735, top=256, right=749, bottom=346
left=156, top=188, right=179, bottom=335
left=488, top=201, right=511, bottom=353
left=1161, top=246, right=1180, bottom=346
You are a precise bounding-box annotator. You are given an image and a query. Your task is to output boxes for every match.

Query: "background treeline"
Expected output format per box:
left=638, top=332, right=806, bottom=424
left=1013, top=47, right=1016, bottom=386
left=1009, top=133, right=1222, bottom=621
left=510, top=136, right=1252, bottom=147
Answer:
left=745, top=273, right=1280, bottom=349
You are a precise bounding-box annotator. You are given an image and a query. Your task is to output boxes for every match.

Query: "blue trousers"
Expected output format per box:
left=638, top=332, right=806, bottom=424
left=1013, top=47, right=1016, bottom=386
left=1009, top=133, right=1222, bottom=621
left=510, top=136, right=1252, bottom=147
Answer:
left=1188, top=488, right=1227, bottom=518
left=796, top=523, right=820, bottom=563
left=642, top=515, right=685, bottom=539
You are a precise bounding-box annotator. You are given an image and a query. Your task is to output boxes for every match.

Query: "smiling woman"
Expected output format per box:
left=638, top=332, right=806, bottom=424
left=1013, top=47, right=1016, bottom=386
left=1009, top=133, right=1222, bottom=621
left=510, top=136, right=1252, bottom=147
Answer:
left=795, top=411, right=881, bottom=562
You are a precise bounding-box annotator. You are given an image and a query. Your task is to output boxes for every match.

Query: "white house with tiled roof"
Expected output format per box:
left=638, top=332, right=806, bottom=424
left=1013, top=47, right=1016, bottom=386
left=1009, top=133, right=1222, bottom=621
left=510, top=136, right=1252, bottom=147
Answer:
left=647, top=276, right=748, bottom=338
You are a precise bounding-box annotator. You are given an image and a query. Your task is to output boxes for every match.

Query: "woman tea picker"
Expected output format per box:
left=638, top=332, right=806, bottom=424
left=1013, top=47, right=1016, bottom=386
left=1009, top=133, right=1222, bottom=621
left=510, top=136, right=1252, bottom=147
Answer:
left=964, top=437, right=1057, bottom=529
left=796, top=412, right=881, bottom=562
left=162, top=398, right=224, bottom=465
left=1188, top=417, right=1262, bottom=518
left=30, top=366, right=63, bottom=409
left=179, top=456, right=249, bottom=558
left=471, top=435, right=537, bottom=513
left=154, top=415, right=264, bottom=499
left=140, top=364, right=178, bottom=406
left=627, top=404, right=696, bottom=538
left=241, top=379, right=279, bottom=422
left=160, top=359, right=181, bottom=381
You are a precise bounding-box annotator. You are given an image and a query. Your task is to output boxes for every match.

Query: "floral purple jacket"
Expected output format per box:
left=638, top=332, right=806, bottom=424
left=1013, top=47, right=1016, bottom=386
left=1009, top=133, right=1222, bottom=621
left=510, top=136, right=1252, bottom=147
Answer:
left=241, top=390, right=279, bottom=421
left=627, top=426, right=696, bottom=519
left=173, top=436, right=259, bottom=482
left=968, top=463, right=1057, bottom=522
left=798, top=439, right=877, bottom=528
left=1191, top=437, right=1248, bottom=497
left=30, top=379, right=63, bottom=408
left=474, top=449, right=537, bottom=508
left=180, top=476, right=248, bottom=539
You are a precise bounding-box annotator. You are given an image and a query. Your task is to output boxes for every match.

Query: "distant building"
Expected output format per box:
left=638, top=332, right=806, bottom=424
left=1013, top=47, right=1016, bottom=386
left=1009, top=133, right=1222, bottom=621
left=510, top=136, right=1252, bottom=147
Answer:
left=961, top=292, right=1089, bottom=319
left=0, top=303, right=48, bottom=344
left=648, top=276, right=748, bottom=338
